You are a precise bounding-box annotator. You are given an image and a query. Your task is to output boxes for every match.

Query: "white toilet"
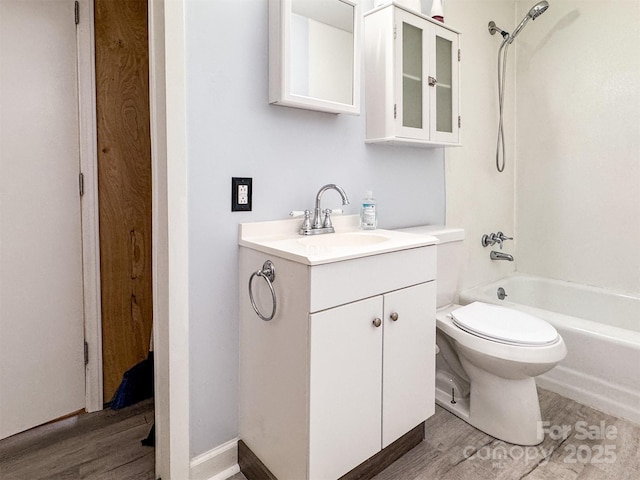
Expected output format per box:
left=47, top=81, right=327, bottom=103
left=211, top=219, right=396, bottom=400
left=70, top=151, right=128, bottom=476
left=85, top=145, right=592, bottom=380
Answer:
left=399, top=225, right=567, bottom=446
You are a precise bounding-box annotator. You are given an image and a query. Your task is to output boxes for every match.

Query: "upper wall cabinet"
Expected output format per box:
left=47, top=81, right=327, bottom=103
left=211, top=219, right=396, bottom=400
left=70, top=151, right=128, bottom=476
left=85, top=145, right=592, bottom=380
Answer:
left=269, top=0, right=361, bottom=115
left=364, top=2, right=460, bottom=146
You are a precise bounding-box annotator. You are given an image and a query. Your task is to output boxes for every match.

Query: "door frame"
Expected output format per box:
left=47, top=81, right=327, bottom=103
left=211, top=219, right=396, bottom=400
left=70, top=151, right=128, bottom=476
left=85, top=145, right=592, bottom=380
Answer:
left=77, top=0, right=103, bottom=414
left=78, top=0, right=190, bottom=476
left=148, top=0, right=190, bottom=477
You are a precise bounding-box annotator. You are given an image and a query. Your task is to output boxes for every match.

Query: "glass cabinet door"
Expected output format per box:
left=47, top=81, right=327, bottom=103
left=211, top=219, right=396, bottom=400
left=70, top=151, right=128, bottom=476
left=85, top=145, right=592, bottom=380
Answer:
left=430, top=26, right=459, bottom=143
left=395, top=9, right=431, bottom=140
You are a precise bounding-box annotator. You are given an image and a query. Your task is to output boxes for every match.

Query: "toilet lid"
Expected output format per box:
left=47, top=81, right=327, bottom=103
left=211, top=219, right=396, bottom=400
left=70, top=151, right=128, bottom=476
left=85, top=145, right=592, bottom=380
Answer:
left=450, top=302, right=559, bottom=346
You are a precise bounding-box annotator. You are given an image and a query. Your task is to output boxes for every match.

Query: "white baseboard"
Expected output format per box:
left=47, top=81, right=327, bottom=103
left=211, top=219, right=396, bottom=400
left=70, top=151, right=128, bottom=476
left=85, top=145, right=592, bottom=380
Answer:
left=190, top=438, right=240, bottom=480
left=537, top=365, right=640, bottom=425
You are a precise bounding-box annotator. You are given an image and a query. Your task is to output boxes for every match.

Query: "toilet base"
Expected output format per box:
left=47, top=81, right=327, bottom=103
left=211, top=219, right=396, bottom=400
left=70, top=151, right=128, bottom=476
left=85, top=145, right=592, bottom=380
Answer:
left=435, top=379, right=543, bottom=445
left=435, top=384, right=470, bottom=422
left=436, top=357, right=544, bottom=446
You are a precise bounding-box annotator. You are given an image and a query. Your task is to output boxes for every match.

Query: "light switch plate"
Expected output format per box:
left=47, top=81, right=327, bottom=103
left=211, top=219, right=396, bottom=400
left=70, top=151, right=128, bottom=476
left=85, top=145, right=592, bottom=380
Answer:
left=232, top=177, right=252, bottom=212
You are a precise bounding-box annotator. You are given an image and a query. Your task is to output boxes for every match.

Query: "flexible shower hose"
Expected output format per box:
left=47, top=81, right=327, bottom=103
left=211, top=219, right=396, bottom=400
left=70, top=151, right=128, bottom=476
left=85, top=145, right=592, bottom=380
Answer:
left=496, top=36, right=510, bottom=173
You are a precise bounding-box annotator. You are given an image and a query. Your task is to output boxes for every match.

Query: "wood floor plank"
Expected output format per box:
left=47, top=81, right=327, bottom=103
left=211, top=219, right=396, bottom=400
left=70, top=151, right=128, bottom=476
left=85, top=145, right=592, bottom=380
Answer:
left=2, top=391, right=639, bottom=480
left=372, top=389, right=640, bottom=480
left=230, top=388, right=640, bottom=480
left=0, top=400, right=154, bottom=480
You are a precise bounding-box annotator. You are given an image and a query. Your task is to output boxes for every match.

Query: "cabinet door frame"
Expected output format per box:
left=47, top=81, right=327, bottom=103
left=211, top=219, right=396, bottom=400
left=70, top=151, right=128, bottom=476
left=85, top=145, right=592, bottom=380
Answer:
left=394, top=8, right=432, bottom=141
left=430, top=25, right=460, bottom=144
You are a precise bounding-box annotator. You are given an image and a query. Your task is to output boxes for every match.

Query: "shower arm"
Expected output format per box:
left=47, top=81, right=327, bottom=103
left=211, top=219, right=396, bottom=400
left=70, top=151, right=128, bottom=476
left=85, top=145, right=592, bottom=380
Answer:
left=488, top=21, right=509, bottom=39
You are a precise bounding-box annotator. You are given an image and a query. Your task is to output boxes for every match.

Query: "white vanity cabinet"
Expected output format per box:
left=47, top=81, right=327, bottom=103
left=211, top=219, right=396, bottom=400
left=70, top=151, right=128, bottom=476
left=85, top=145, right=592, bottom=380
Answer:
left=239, top=243, right=436, bottom=480
left=364, top=2, right=460, bottom=146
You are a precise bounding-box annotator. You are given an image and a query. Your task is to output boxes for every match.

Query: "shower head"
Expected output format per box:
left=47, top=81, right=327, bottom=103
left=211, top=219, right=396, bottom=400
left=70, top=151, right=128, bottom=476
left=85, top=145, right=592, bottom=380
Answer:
left=530, top=0, right=550, bottom=19
left=509, top=1, right=549, bottom=43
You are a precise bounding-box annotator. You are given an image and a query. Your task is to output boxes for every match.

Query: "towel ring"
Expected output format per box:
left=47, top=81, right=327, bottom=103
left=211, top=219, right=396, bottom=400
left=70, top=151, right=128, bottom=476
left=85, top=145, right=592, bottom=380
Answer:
left=248, top=260, right=277, bottom=321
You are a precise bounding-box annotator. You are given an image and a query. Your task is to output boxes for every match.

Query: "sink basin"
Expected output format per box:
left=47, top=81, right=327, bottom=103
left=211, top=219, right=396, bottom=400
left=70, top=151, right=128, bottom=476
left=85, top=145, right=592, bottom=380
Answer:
left=239, top=215, right=438, bottom=265
left=298, top=232, right=390, bottom=248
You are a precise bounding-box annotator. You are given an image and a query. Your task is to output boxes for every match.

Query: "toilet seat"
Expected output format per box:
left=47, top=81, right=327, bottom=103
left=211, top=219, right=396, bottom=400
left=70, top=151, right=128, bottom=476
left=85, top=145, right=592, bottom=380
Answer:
left=450, top=302, right=559, bottom=346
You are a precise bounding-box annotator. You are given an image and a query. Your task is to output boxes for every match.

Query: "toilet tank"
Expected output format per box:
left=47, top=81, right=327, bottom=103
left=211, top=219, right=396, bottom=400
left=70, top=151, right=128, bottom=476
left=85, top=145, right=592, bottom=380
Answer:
left=396, top=225, right=465, bottom=308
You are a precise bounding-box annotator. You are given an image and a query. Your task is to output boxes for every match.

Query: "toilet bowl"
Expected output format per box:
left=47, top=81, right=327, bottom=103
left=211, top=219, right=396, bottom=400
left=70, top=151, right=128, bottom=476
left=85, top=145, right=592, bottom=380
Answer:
left=398, top=225, right=567, bottom=446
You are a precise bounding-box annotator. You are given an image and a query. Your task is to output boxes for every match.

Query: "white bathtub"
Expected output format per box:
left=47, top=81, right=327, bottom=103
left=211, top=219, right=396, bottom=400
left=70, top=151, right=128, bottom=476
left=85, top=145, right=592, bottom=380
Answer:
left=460, top=274, right=640, bottom=425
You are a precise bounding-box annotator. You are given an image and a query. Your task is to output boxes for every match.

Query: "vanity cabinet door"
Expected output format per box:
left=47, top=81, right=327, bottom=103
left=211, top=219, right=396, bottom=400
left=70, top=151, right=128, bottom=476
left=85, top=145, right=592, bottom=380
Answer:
left=309, top=296, right=383, bottom=480
left=382, top=282, right=436, bottom=447
left=308, top=282, right=437, bottom=477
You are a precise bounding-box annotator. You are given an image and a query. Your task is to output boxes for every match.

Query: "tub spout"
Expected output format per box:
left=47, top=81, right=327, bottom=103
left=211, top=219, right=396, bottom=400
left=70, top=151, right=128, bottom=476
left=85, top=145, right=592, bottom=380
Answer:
left=490, top=250, right=514, bottom=261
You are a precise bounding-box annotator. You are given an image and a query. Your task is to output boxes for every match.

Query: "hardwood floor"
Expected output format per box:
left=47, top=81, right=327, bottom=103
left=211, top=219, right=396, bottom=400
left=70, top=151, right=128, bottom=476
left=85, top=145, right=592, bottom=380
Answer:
left=3, top=390, right=639, bottom=480
left=232, top=388, right=640, bottom=480
left=0, top=400, right=154, bottom=480
left=369, top=388, right=640, bottom=480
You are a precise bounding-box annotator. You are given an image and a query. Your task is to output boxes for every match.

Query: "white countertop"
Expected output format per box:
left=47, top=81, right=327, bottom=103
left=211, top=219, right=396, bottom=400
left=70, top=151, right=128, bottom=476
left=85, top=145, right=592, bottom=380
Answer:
left=239, top=215, right=438, bottom=266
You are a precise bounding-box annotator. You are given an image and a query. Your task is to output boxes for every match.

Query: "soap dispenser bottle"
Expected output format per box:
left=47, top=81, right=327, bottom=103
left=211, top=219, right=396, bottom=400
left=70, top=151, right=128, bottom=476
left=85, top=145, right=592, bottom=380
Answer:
left=360, top=191, right=378, bottom=230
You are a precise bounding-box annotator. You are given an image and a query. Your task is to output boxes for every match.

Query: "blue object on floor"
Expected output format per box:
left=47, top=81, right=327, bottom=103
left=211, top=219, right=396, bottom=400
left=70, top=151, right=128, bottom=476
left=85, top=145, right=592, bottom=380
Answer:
left=111, top=352, right=154, bottom=410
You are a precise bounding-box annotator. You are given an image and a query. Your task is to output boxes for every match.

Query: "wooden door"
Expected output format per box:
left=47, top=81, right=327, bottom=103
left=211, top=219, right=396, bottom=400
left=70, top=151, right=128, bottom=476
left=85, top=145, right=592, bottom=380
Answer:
left=94, top=0, right=153, bottom=403
left=0, top=0, right=85, bottom=439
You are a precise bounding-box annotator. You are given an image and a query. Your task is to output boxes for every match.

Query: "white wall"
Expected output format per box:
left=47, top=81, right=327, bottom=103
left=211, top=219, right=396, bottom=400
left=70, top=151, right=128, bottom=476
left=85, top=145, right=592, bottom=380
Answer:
left=444, top=0, right=518, bottom=291
left=185, top=0, right=445, bottom=457
left=514, top=0, right=640, bottom=294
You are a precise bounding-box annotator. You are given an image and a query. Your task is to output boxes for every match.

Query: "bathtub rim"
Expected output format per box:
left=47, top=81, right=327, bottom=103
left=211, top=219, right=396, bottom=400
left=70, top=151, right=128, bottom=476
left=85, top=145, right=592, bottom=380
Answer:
left=459, top=273, right=640, bottom=349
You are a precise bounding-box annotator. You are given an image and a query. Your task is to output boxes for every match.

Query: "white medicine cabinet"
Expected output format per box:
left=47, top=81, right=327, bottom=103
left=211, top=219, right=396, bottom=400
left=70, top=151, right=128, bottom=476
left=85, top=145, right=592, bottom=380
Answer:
left=269, top=0, right=361, bottom=115
left=364, top=2, right=461, bottom=146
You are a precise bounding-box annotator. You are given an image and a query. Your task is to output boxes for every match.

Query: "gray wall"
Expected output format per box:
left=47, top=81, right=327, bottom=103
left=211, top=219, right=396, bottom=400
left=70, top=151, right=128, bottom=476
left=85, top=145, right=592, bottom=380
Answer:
left=185, top=0, right=446, bottom=456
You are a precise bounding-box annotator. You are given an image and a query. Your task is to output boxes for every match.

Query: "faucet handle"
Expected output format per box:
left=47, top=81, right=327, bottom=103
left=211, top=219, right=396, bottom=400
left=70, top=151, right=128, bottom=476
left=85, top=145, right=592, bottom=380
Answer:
left=290, top=210, right=312, bottom=233
left=302, top=211, right=312, bottom=230
left=496, top=232, right=513, bottom=248
left=289, top=210, right=309, bottom=217
left=482, top=231, right=513, bottom=248
left=322, top=209, right=333, bottom=229
left=490, top=233, right=504, bottom=249
left=322, top=208, right=344, bottom=228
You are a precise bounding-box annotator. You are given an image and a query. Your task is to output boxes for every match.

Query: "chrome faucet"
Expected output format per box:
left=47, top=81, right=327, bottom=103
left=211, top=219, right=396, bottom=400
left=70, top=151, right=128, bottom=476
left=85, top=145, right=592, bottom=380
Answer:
left=482, top=231, right=513, bottom=249
left=293, top=184, right=350, bottom=235
left=313, top=184, right=349, bottom=229
left=490, top=251, right=514, bottom=261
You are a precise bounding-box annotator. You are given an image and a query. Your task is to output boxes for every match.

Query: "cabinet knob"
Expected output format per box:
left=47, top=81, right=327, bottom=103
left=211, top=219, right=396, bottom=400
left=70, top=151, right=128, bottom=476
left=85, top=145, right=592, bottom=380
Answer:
left=428, top=76, right=438, bottom=87
left=372, top=318, right=382, bottom=328
left=390, top=312, right=399, bottom=322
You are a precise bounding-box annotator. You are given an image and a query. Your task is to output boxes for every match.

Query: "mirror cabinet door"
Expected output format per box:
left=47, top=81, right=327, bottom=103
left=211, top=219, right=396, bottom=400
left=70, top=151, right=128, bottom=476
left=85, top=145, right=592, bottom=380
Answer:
left=269, top=0, right=361, bottom=115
